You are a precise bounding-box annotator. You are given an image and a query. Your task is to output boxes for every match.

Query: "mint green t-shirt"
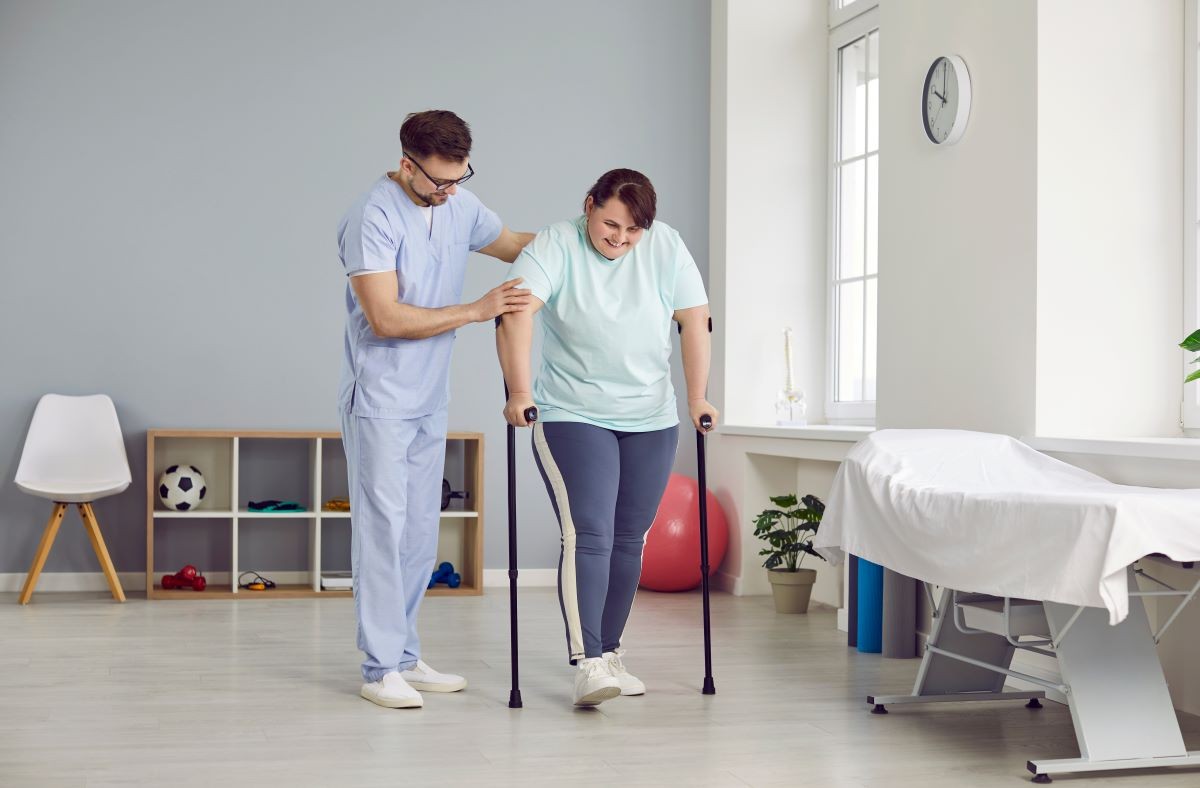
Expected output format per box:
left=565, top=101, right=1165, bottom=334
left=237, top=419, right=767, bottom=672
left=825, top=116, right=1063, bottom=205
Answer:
left=505, top=216, right=708, bottom=431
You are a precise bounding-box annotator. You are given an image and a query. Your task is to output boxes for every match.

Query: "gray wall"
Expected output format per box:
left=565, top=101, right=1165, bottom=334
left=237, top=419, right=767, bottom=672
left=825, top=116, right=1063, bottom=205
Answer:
left=0, top=0, right=711, bottom=574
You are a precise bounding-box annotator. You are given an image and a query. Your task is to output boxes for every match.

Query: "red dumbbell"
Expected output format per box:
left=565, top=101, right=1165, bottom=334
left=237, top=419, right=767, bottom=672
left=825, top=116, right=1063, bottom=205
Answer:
left=161, top=564, right=207, bottom=591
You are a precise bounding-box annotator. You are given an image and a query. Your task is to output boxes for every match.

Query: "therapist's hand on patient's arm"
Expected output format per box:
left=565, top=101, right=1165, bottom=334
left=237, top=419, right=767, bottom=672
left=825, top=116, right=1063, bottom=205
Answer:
left=478, top=228, right=536, bottom=263
left=353, top=271, right=529, bottom=340
left=504, top=393, right=537, bottom=427
left=471, top=278, right=531, bottom=322
left=689, top=398, right=719, bottom=433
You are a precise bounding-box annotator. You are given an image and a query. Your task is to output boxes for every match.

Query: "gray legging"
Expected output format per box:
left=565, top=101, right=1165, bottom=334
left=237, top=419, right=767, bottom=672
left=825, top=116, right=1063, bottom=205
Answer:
left=531, top=421, right=679, bottom=663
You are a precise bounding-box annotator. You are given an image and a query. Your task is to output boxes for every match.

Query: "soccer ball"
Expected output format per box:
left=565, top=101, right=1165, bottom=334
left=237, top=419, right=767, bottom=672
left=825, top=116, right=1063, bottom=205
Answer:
left=158, top=465, right=207, bottom=511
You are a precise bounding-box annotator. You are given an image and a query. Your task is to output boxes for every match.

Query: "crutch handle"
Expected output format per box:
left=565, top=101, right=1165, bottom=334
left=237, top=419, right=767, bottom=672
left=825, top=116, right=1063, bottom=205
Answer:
left=524, top=407, right=539, bottom=423
left=699, top=414, right=713, bottom=432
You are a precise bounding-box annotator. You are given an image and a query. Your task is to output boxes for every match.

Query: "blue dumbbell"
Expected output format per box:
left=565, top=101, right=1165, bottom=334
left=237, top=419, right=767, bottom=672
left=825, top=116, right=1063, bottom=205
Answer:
left=427, top=561, right=461, bottom=589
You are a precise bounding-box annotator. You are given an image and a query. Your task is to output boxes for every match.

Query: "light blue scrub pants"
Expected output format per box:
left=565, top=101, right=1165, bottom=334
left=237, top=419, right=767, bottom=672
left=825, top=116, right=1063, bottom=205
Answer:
left=342, top=407, right=446, bottom=683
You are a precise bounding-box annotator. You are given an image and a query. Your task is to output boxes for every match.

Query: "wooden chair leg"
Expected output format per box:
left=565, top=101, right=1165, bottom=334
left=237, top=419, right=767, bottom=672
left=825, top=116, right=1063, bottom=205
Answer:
left=79, top=503, right=126, bottom=603
left=18, top=503, right=67, bottom=605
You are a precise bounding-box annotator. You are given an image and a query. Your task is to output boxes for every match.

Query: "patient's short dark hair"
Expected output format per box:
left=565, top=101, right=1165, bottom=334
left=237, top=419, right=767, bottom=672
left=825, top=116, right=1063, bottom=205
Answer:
left=584, top=168, right=657, bottom=229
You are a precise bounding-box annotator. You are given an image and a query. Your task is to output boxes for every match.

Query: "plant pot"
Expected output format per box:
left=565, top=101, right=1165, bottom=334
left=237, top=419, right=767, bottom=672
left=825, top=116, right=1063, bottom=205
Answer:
left=767, top=568, right=817, bottom=613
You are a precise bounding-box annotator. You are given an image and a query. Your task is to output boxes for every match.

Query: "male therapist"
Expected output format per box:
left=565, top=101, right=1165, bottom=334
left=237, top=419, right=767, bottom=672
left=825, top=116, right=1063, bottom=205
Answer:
left=338, top=110, right=533, bottom=708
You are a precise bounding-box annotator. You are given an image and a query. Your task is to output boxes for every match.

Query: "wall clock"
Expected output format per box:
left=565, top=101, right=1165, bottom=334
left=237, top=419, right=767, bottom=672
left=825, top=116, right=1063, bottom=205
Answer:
left=922, top=55, right=972, bottom=145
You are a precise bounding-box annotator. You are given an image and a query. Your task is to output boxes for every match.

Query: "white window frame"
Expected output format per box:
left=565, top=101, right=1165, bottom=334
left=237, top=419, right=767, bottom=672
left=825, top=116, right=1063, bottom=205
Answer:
left=1184, top=0, right=1200, bottom=431
left=829, top=0, right=878, bottom=30
left=826, top=3, right=879, bottom=425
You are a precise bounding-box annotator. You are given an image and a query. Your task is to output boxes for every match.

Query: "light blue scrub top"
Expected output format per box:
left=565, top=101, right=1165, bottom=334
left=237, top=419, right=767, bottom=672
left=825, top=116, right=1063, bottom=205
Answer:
left=504, top=216, right=708, bottom=432
left=338, top=177, right=502, bottom=419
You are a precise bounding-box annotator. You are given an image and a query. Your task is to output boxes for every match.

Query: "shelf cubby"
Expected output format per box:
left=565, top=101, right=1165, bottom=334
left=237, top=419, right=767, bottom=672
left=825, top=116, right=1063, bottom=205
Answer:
left=146, top=429, right=484, bottom=599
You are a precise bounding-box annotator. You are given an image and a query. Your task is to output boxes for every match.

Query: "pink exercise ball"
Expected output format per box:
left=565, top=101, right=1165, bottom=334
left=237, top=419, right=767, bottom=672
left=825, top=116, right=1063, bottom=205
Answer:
left=639, top=473, right=729, bottom=592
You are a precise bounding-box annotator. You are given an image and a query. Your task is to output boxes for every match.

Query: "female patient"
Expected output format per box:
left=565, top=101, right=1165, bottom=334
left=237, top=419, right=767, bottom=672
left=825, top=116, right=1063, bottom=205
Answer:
left=495, top=168, right=717, bottom=706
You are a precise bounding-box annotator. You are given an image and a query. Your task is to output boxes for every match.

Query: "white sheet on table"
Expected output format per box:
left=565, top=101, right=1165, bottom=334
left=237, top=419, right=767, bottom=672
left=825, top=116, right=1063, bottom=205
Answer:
left=813, top=429, right=1200, bottom=624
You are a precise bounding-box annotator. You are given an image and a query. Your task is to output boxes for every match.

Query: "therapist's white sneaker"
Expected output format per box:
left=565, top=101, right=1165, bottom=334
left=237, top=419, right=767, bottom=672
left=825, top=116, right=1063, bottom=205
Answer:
left=400, top=660, right=467, bottom=692
left=573, top=657, right=621, bottom=706
left=603, top=650, right=645, bottom=696
left=361, top=671, right=423, bottom=709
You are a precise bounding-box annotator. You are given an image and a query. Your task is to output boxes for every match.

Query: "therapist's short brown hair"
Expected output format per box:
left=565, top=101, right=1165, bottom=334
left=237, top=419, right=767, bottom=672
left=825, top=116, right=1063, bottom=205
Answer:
left=399, top=110, right=472, bottom=162
left=584, top=169, right=657, bottom=229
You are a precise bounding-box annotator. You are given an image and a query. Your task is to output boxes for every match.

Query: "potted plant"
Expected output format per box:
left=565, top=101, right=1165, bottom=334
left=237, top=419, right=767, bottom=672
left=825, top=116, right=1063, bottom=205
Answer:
left=753, top=494, right=827, bottom=613
left=1182, top=330, right=1200, bottom=382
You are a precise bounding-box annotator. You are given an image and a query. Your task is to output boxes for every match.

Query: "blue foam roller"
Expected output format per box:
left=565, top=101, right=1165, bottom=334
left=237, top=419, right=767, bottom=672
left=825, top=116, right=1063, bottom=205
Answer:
left=856, top=558, right=883, bottom=653
left=847, top=554, right=859, bottom=648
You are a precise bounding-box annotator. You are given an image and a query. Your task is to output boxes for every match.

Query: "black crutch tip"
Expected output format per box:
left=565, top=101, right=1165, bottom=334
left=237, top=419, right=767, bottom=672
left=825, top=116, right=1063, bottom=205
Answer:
left=702, top=678, right=716, bottom=695
left=508, top=691, right=523, bottom=709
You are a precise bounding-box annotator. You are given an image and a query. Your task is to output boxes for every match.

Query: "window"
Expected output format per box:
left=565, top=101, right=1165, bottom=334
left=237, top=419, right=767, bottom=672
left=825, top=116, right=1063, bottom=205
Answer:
left=827, top=3, right=879, bottom=424
left=829, top=0, right=877, bottom=29
left=1185, top=0, right=1200, bottom=431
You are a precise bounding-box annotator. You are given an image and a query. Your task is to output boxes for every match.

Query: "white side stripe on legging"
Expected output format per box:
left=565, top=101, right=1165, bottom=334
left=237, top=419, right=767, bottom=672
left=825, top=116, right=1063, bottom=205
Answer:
left=533, top=422, right=585, bottom=661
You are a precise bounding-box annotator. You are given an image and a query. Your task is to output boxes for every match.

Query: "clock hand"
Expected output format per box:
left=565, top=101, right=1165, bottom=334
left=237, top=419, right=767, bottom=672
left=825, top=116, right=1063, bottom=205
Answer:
left=933, top=89, right=947, bottom=104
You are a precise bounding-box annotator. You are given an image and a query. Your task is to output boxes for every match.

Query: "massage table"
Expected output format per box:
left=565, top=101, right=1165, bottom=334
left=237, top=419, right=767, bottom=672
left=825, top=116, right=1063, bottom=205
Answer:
left=814, top=429, right=1200, bottom=782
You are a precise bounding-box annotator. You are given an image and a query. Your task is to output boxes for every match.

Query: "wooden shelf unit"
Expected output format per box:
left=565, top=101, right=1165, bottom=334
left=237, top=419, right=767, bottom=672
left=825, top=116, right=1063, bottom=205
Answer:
left=146, top=429, right=484, bottom=599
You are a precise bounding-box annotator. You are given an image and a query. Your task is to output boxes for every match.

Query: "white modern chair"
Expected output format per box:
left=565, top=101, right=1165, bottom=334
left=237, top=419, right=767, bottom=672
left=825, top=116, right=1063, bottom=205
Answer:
left=14, top=394, right=130, bottom=604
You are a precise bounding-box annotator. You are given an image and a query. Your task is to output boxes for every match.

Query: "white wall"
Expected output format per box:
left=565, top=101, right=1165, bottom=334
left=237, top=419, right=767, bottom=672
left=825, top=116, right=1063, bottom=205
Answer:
left=707, top=0, right=838, bottom=603
left=712, top=0, right=828, bottom=429
left=876, top=0, right=1040, bottom=434
left=1035, top=0, right=1183, bottom=438
left=707, top=429, right=857, bottom=603
left=711, top=0, right=1200, bottom=719
left=877, top=0, right=1183, bottom=438
left=876, top=0, right=1193, bottom=718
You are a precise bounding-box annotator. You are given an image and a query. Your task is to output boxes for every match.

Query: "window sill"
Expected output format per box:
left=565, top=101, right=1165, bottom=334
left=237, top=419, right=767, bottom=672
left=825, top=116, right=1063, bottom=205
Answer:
left=719, top=424, right=874, bottom=442
left=1024, top=435, right=1200, bottom=462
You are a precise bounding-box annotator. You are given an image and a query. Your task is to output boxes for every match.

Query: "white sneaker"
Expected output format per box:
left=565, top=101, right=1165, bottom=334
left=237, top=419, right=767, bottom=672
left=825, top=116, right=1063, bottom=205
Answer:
left=361, top=671, right=423, bottom=708
left=400, top=659, right=467, bottom=693
left=573, top=657, right=621, bottom=707
left=603, top=650, right=646, bottom=696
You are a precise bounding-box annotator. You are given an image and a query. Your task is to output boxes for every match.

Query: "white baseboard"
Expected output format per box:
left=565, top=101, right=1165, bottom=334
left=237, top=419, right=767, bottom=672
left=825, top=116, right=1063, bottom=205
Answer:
left=0, top=570, right=325, bottom=593
left=713, top=570, right=741, bottom=595
left=0, top=572, right=148, bottom=593
left=2, top=569, right=564, bottom=593
left=483, top=570, right=745, bottom=591
left=481, top=568, right=558, bottom=587
left=484, top=570, right=736, bottom=591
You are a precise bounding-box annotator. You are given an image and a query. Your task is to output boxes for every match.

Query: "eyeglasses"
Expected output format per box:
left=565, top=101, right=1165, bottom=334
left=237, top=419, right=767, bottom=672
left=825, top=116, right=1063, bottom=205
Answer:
left=404, top=153, right=474, bottom=193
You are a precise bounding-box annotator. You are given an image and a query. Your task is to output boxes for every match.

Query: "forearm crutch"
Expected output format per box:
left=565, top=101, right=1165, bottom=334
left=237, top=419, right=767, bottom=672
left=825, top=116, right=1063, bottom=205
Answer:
left=497, top=317, right=538, bottom=709
left=696, top=411, right=715, bottom=695
left=679, top=317, right=716, bottom=695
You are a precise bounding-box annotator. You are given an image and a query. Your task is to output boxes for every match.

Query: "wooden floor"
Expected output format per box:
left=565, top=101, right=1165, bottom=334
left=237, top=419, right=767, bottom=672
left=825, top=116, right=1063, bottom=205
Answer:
left=2, top=589, right=1198, bottom=787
